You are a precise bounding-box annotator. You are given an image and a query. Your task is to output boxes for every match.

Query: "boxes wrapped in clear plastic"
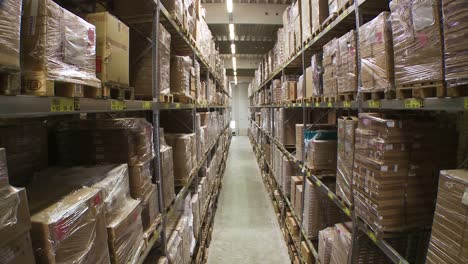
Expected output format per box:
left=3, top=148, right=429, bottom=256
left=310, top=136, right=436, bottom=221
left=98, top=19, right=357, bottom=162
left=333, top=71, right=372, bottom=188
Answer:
left=165, top=133, right=196, bottom=184
left=329, top=223, right=352, bottom=264
left=0, top=187, right=31, bottom=242
left=160, top=128, right=175, bottom=209
left=0, top=231, right=35, bottom=264
left=337, top=30, right=357, bottom=94
left=305, top=130, right=337, bottom=171
left=0, top=0, right=21, bottom=70
left=390, top=0, right=443, bottom=85
left=21, top=0, right=101, bottom=96
left=171, top=55, right=193, bottom=99
left=318, top=226, right=336, bottom=264
left=336, top=117, right=357, bottom=207
left=311, top=53, right=324, bottom=97
left=323, top=38, right=339, bottom=98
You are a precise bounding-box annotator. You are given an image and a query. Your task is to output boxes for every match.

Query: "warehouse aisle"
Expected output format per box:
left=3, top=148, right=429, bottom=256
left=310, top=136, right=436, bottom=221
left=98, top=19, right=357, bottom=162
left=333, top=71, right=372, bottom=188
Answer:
left=207, top=136, right=290, bottom=264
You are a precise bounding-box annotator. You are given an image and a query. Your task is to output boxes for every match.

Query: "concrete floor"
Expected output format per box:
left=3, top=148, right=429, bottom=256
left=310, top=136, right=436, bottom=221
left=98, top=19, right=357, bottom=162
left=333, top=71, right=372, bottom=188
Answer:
left=207, top=136, right=290, bottom=264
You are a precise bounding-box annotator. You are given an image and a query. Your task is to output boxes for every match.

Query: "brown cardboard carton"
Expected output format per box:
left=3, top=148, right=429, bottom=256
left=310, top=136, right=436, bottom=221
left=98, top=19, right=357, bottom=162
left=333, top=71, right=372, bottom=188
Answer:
left=305, top=66, right=314, bottom=98
left=312, top=0, right=329, bottom=33
left=0, top=232, right=35, bottom=264
left=87, top=12, right=129, bottom=86
left=165, top=133, right=196, bottom=184
left=21, top=0, right=101, bottom=96
left=30, top=187, right=110, bottom=264
left=301, top=0, right=312, bottom=41
left=337, top=30, right=357, bottom=94
left=336, top=116, right=358, bottom=207
left=0, top=0, right=21, bottom=70
left=295, top=185, right=303, bottom=218
left=323, top=38, right=339, bottom=98
left=0, top=148, right=8, bottom=188
left=318, top=226, right=336, bottom=264
left=141, top=184, right=159, bottom=231
left=0, top=187, right=31, bottom=244
left=329, top=223, right=352, bottom=264
left=170, top=56, right=193, bottom=99
left=128, top=160, right=153, bottom=199
left=290, top=176, right=303, bottom=210
left=160, top=130, right=175, bottom=209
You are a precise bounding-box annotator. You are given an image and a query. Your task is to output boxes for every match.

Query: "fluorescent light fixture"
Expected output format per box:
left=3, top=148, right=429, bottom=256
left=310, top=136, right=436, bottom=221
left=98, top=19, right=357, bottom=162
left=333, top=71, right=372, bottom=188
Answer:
left=234, top=76, right=238, bottom=85
left=229, top=31, right=235, bottom=41
left=231, top=44, right=236, bottom=54
left=229, top=23, right=234, bottom=32
left=227, top=0, right=233, bottom=13
left=233, top=71, right=237, bottom=76
left=232, top=57, right=237, bottom=69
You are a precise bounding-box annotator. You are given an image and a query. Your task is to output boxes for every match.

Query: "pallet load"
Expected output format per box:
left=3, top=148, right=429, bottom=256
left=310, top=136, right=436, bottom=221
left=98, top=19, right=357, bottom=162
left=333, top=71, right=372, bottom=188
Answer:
left=303, top=178, right=347, bottom=239
left=301, top=0, right=312, bottom=42
left=21, top=0, right=101, bottom=97
left=0, top=0, right=21, bottom=95
left=171, top=56, right=194, bottom=102
left=390, top=0, right=444, bottom=99
left=165, top=133, right=196, bottom=186
left=311, top=53, right=324, bottom=98
left=0, top=149, right=35, bottom=264
left=272, top=79, right=282, bottom=103
left=318, top=226, right=336, bottom=264
left=160, top=129, right=176, bottom=209
left=442, top=0, right=468, bottom=96
left=30, top=165, right=146, bottom=264
left=323, top=38, right=339, bottom=102
left=312, top=0, right=329, bottom=34
left=359, top=12, right=394, bottom=100
left=87, top=12, right=130, bottom=99
left=304, top=129, right=337, bottom=172
left=329, top=223, right=352, bottom=264
left=426, top=169, right=468, bottom=264
left=337, top=30, right=357, bottom=100
left=336, top=116, right=357, bottom=207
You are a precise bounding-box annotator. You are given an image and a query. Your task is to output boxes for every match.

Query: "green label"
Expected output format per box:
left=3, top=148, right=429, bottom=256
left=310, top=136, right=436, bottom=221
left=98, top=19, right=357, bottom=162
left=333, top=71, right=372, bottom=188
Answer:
left=111, top=100, right=127, bottom=110
left=327, top=102, right=333, bottom=107
left=343, top=101, right=352, bottom=108
left=327, top=191, right=334, bottom=200
left=368, top=100, right=381, bottom=108
left=367, top=231, right=377, bottom=243
left=404, top=98, right=424, bottom=108
left=142, top=101, right=152, bottom=110
left=50, top=98, right=76, bottom=112
left=315, top=102, right=320, bottom=107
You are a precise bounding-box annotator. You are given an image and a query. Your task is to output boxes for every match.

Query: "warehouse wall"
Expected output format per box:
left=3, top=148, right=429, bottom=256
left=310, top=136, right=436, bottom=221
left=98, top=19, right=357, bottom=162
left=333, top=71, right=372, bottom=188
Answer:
left=232, top=83, right=249, bottom=136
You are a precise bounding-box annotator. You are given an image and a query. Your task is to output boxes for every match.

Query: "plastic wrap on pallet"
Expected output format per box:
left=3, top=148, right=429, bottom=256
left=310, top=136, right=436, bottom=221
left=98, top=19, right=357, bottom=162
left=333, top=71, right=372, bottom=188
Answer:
left=336, top=117, right=357, bottom=207
left=301, top=0, right=312, bottom=42
left=21, top=0, right=101, bottom=96
left=328, top=0, right=338, bottom=15
left=162, top=0, right=183, bottom=24
left=359, top=12, right=394, bottom=93
left=272, top=79, right=282, bottom=103
left=305, top=130, right=337, bottom=171
left=312, top=0, right=329, bottom=33
left=318, top=226, right=336, bottom=264
left=165, top=133, right=195, bottom=184
left=311, top=53, right=324, bottom=97
left=442, top=0, right=468, bottom=88
left=0, top=149, right=8, bottom=188
left=28, top=186, right=111, bottom=263
left=56, top=118, right=154, bottom=166
left=426, top=169, right=468, bottom=264
left=0, top=119, right=48, bottom=186
left=170, top=55, right=193, bottom=99
left=337, top=30, right=357, bottom=94
left=0, top=186, right=30, bottom=242
left=390, top=0, right=443, bottom=85
left=329, top=223, right=352, bottom=264
left=323, top=38, right=339, bottom=98
left=297, top=75, right=304, bottom=100
left=128, top=159, right=152, bottom=199
left=0, top=0, right=21, bottom=70
left=160, top=128, right=175, bottom=209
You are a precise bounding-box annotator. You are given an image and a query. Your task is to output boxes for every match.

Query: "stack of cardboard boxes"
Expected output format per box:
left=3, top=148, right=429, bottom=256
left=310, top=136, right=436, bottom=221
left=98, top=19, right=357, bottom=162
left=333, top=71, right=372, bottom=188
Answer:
left=165, top=133, right=197, bottom=186
left=336, top=116, right=358, bottom=207
left=0, top=0, right=21, bottom=95
left=323, top=38, right=339, bottom=100
left=337, top=30, right=357, bottom=95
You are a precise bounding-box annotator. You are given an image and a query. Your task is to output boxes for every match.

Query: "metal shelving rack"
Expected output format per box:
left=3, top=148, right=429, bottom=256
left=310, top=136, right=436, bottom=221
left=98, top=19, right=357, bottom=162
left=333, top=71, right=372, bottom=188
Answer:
left=247, top=0, right=467, bottom=263
left=0, top=0, right=232, bottom=263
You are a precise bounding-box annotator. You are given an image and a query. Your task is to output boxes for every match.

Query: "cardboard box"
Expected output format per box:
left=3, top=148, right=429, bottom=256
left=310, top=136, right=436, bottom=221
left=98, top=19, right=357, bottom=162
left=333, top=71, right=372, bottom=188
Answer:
left=312, top=0, right=329, bottom=33
left=107, top=200, right=144, bottom=264
left=160, top=130, right=175, bottom=209
left=323, top=38, right=339, bottom=98
left=330, top=223, right=352, bottom=264
left=337, top=30, right=357, bottom=94
left=301, top=0, right=312, bottom=41
left=87, top=12, right=129, bottom=86
left=165, top=133, right=196, bottom=184
left=170, top=56, right=193, bottom=99
left=0, top=0, right=21, bottom=70
left=30, top=187, right=110, bottom=263
left=0, top=232, right=35, bottom=264
left=318, top=226, right=336, bottom=264
left=305, top=66, right=314, bottom=98
left=21, top=0, right=101, bottom=96
left=128, top=160, right=153, bottom=199
left=336, top=116, right=357, bottom=207
left=0, top=187, right=31, bottom=243
left=141, top=184, right=159, bottom=231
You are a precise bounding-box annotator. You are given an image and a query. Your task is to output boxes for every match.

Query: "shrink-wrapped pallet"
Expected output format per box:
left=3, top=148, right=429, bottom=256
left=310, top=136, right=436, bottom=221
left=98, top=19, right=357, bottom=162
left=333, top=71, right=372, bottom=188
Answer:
left=360, top=12, right=394, bottom=93
left=160, top=129, right=176, bottom=209
left=165, top=133, right=196, bottom=185
left=305, top=130, right=337, bottom=171
left=336, top=116, right=357, bottom=207
left=311, top=53, right=324, bottom=97
left=0, top=186, right=31, bottom=243
left=0, top=0, right=21, bottom=70
left=443, top=0, right=468, bottom=92
left=390, top=0, right=443, bottom=85
left=272, top=79, right=282, bottom=103
left=337, top=30, right=357, bottom=94
left=301, top=0, right=312, bottom=42
left=171, top=56, right=193, bottom=99
left=21, top=0, right=101, bottom=96
left=426, top=169, right=468, bottom=264
left=312, top=0, right=329, bottom=33
left=0, top=232, right=35, bottom=264
left=318, top=226, right=336, bottom=264
left=329, top=223, right=352, bottom=264
left=323, top=38, right=339, bottom=99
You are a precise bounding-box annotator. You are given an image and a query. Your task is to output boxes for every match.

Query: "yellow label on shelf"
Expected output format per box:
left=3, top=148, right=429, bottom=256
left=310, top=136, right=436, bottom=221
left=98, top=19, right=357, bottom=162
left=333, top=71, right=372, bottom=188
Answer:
left=368, top=100, right=382, bottom=108
left=343, top=101, right=352, bottom=108
left=306, top=103, right=311, bottom=107
left=404, top=98, right=424, bottom=108
left=464, top=98, right=468, bottom=109
left=327, top=102, right=333, bottom=107
left=316, top=181, right=322, bottom=187
left=367, top=231, right=378, bottom=243
left=142, top=102, right=152, bottom=110
left=343, top=208, right=351, bottom=217
left=50, top=98, right=76, bottom=112
left=175, top=103, right=181, bottom=108
left=307, top=171, right=311, bottom=177
left=328, top=191, right=334, bottom=200
left=293, top=103, right=296, bottom=107
left=315, top=102, right=320, bottom=107
left=111, top=100, right=127, bottom=110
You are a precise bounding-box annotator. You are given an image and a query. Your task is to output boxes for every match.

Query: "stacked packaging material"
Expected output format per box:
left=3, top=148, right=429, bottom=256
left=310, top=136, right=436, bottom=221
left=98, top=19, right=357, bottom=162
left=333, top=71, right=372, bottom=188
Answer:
left=0, top=119, right=48, bottom=186
left=360, top=12, right=394, bottom=93
left=292, top=2, right=301, bottom=51
left=281, top=156, right=297, bottom=197
left=318, top=226, right=336, bottom=264
left=329, top=223, right=352, bottom=264
left=282, top=7, right=291, bottom=61
left=272, top=79, right=282, bottom=103
left=337, top=30, right=357, bottom=95
left=133, top=23, right=171, bottom=99
left=290, top=176, right=303, bottom=209
left=160, top=129, right=176, bottom=209
left=390, top=0, right=443, bottom=85
left=165, top=133, right=196, bottom=185
left=296, top=124, right=306, bottom=160
left=442, top=0, right=468, bottom=89
left=0, top=0, right=21, bottom=93
left=311, top=53, right=324, bottom=97
left=323, top=38, right=339, bottom=99
left=312, top=0, right=329, bottom=33
left=276, top=28, right=285, bottom=68
left=303, top=178, right=347, bottom=239
left=0, top=149, right=35, bottom=264
left=336, top=116, right=358, bottom=207
left=21, top=0, right=101, bottom=96
left=30, top=165, right=146, bottom=263
left=171, top=56, right=193, bottom=99
left=301, top=0, right=312, bottom=42
left=305, top=130, right=337, bottom=171
left=426, top=169, right=468, bottom=264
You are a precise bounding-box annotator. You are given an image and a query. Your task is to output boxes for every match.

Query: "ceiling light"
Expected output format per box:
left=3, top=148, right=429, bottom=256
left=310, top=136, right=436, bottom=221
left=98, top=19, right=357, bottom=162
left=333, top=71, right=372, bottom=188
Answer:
left=233, top=71, right=237, bottom=76
left=229, top=31, right=235, bottom=41
left=227, top=0, right=233, bottom=13
left=231, top=44, right=236, bottom=54
left=234, top=76, right=238, bottom=85
left=232, top=57, right=237, bottom=69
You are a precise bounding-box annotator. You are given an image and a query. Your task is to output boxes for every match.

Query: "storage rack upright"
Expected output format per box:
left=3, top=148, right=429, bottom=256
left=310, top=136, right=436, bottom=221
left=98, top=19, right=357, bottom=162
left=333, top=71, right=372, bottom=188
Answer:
left=0, top=0, right=232, bottom=262
left=248, top=0, right=468, bottom=263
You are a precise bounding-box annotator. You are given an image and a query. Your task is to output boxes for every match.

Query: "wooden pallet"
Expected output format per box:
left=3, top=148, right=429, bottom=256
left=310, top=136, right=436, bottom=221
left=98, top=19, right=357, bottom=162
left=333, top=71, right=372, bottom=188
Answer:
left=447, top=84, right=468, bottom=97
left=321, top=13, right=338, bottom=30
left=173, top=94, right=195, bottom=104
left=362, top=90, right=388, bottom=101
left=323, top=96, right=337, bottom=103
left=396, top=80, right=445, bottom=99
left=103, top=82, right=134, bottom=100
left=338, top=0, right=354, bottom=15
left=160, top=94, right=174, bottom=103
left=338, top=92, right=357, bottom=102
left=0, top=70, right=20, bottom=95
left=23, top=78, right=101, bottom=98
left=312, top=96, right=323, bottom=104
left=143, top=216, right=162, bottom=247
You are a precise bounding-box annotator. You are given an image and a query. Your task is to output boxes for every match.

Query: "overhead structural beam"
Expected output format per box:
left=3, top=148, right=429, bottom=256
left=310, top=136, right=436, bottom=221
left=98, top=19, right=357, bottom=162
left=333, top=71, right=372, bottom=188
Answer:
left=204, top=3, right=287, bottom=25
left=223, top=56, right=261, bottom=69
